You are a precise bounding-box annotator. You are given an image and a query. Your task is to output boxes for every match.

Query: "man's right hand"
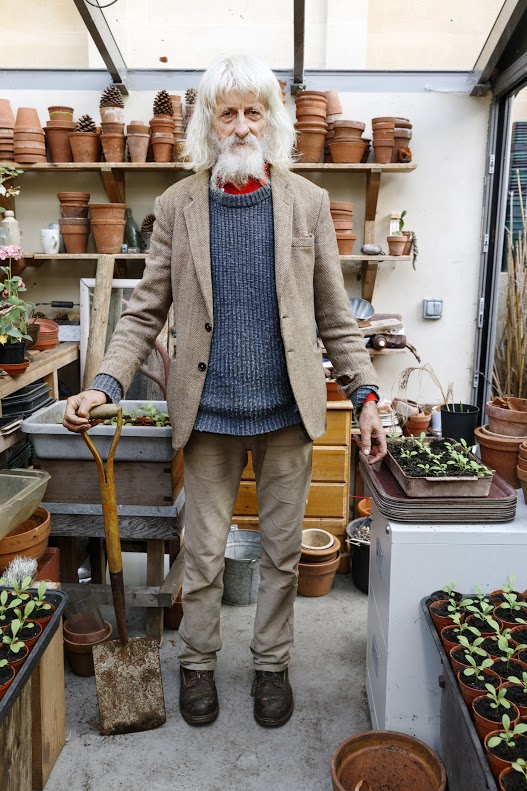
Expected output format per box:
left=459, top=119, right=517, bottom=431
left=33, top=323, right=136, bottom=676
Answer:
left=63, top=389, right=108, bottom=433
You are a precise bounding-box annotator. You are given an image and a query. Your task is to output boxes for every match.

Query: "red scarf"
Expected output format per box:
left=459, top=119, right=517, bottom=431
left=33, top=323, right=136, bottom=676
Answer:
left=219, top=163, right=271, bottom=194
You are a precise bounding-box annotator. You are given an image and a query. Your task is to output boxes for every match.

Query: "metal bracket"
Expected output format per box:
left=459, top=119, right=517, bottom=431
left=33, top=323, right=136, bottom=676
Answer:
left=73, top=0, right=129, bottom=93
left=290, top=82, right=307, bottom=95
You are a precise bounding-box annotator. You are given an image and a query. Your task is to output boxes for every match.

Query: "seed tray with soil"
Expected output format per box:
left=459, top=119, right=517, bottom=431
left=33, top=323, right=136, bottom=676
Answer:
left=385, top=436, right=493, bottom=497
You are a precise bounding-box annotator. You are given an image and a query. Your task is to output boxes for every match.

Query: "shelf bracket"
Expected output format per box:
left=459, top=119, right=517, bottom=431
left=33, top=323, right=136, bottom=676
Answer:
left=100, top=167, right=126, bottom=204
left=361, top=261, right=379, bottom=303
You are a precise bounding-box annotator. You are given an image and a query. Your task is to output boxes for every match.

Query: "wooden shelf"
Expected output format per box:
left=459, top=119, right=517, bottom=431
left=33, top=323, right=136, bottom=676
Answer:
left=13, top=162, right=417, bottom=174
left=0, top=428, right=25, bottom=454
left=0, top=342, right=79, bottom=404
left=340, top=255, right=412, bottom=264
left=368, top=348, right=407, bottom=356
left=30, top=253, right=146, bottom=260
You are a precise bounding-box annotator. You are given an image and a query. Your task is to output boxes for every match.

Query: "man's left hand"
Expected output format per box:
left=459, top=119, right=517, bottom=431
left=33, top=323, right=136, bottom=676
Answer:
left=356, top=400, right=387, bottom=464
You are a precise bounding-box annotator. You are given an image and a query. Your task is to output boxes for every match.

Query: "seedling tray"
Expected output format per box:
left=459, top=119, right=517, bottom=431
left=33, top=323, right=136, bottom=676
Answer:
left=421, top=596, right=498, bottom=791
left=0, top=588, right=68, bottom=725
left=385, top=439, right=493, bottom=498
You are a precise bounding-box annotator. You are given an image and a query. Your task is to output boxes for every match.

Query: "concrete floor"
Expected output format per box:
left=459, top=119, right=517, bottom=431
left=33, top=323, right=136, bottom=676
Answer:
left=46, top=574, right=369, bottom=791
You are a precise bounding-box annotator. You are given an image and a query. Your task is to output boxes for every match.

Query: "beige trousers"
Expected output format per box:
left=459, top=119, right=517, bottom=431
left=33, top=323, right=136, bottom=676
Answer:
left=178, top=424, right=313, bottom=672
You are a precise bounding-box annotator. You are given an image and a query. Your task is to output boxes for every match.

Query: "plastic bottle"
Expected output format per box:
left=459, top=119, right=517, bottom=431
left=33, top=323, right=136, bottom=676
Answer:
left=0, top=227, right=7, bottom=247
left=1, top=211, right=21, bottom=246
left=124, top=208, right=141, bottom=253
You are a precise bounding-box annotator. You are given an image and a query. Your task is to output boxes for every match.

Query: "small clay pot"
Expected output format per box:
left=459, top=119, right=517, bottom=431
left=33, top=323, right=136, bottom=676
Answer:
left=127, top=124, right=149, bottom=134
left=457, top=668, right=501, bottom=710
left=58, top=192, right=90, bottom=202
left=69, top=132, right=101, bottom=163
left=101, top=133, right=126, bottom=162
left=64, top=620, right=112, bottom=677
left=91, top=219, right=126, bottom=253
left=387, top=235, right=407, bottom=256
left=151, top=137, right=174, bottom=163
left=393, top=128, right=413, bottom=162
left=330, top=201, right=353, bottom=212
left=89, top=203, right=126, bottom=221
left=295, top=130, right=326, bottom=163
left=48, top=105, right=74, bottom=121
left=373, top=142, right=395, bottom=164
left=324, top=90, right=342, bottom=115
left=0, top=664, right=15, bottom=701
left=59, top=219, right=90, bottom=254
left=15, top=107, right=42, bottom=129
left=329, top=140, right=367, bottom=163
left=336, top=233, right=357, bottom=255
left=149, top=115, right=175, bottom=134
left=297, top=552, right=340, bottom=597
left=60, top=204, right=89, bottom=218
left=473, top=694, right=520, bottom=743
left=100, top=106, right=125, bottom=124
left=332, top=219, right=354, bottom=230
left=101, top=122, right=125, bottom=135
left=0, top=99, right=15, bottom=128
left=13, top=131, right=45, bottom=143
left=127, top=133, right=150, bottom=163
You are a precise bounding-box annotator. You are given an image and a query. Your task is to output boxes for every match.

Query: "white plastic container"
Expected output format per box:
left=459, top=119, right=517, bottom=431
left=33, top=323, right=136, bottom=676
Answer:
left=21, top=401, right=174, bottom=462
left=0, top=469, right=50, bottom=540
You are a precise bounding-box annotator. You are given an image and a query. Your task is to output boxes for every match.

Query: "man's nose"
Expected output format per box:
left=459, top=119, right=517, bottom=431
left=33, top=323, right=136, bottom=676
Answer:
left=234, top=111, right=249, bottom=137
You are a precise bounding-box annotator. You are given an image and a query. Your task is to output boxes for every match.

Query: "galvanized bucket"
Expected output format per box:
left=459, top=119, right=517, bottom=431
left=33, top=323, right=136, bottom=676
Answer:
left=222, top=526, right=261, bottom=606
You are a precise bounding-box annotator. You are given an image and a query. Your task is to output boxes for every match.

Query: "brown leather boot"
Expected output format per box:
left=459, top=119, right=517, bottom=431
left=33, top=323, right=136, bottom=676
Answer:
left=179, top=666, right=219, bottom=725
left=252, top=669, right=293, bottom=727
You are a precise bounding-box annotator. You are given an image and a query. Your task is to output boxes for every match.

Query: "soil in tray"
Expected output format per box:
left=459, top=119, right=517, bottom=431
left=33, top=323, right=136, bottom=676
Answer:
left=462, top=672, right=500, bottom=691
left=431, top=601, right=465, bottom=618
left=502, top=771, right=527, bottom=790
left=492, top=591, right=526, bottom=605
left=488, top=734, right=527, bottom=763
left=479, top=636, right=503, bottom=656
left=512, top=627, right=527, bottom=644
left=474, top=696, right=513, bottom=723
left=443, top=625, right=479, bottom=646
left=493, top=659, right=527, bottom=681
left=468, top=615, right=496, bottom=632
left=429, top=589, right=464, bottom=603
left=387, top=437, right=490, bottom=478
left=0, top=664, right=13, bottom=685
left=0, top=609, right=20, bottom=626
left=504, top=685, right=527, bottom=708
left=18, top=622, right=39, bottom=640
left=0, top=643, right=25, bottom=662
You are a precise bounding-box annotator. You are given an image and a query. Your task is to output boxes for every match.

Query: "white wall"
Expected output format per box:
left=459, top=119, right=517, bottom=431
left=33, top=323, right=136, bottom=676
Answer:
left=1, top=87, right=491, bottom=404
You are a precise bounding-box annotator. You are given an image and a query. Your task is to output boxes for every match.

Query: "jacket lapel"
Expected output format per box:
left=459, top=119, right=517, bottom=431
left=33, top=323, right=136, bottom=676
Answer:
left=271, top=169, right=293, bottom=299
left=183, top=170, right=213, bottom=319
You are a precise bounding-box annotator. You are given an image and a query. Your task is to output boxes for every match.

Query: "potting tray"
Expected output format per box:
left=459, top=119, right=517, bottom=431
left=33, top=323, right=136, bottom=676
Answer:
left=385, top=442, right=493, bottom=498
left=21, top=400, right=174, bottom=462
left=0, top=588, right=68, bottom=725
left=0, top=469, right=51, bottom=540
left=359, top=456, right=517, bottom=523
left=420, top=595, right=498, bottom=791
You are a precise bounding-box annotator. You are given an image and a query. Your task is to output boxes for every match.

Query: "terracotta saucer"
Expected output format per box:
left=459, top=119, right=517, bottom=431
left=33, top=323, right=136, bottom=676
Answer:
left=0, top=361, right=30, bottom=376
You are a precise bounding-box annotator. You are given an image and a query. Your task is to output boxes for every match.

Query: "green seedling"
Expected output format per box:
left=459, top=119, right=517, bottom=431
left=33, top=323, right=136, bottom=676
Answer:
left=0, top=575, right=32, bottom=601
left=508, top=671, right=527, bottom=696
left=484, top=683, right=512, bottom=711
left=0, top=590, right=21, bottom=623
left=512, top=758, right=527, bottom=780
left=458, top=634, right=487, bottom=660
left=13, top=600, right=37, bottom=631
left=502, top=576, right=518, bottom=595
left=32, top=580, right=51, bottom=613
left=399, top=447, right=417, bottom=461
left=462, top=655, right=494, bottom=681
left=487, top=714, right=527, bottom=749
left=499, top=591, right=527, bottom=613
left=2, top=620, right=25, bottom=654
left=442, top=582, right=458, bottom=598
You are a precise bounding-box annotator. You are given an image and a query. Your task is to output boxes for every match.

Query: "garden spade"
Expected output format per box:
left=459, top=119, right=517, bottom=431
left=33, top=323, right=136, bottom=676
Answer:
left=83, top=404, right=166, bottom=735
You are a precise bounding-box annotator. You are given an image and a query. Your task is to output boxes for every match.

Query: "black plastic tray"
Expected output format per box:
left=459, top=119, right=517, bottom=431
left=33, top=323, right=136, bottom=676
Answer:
left=0, top=587, right=68, bottom=725
left=421, top=596, right=498, bottom=791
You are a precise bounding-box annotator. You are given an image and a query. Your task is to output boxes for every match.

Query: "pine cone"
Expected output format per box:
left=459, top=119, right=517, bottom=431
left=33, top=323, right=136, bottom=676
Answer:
left=100, top=84, right=125, bottom=108
left=185, top=88, right=198, bottom=105
left=75, top=114, right=97, bottom=133
left=141, top=213, right=155, bottom=234
left=153, top=89, right=173, bottom=117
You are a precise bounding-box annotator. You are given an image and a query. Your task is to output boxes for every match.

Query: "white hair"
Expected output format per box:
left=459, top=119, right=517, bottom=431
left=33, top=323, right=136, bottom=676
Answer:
left=183, top=54, right=295, bottom=173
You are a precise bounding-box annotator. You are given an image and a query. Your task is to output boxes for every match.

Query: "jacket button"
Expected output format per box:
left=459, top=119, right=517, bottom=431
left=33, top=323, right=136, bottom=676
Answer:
left=198, top=362, right=207, bottom=371
left=205, top=323, right=212, bottom=332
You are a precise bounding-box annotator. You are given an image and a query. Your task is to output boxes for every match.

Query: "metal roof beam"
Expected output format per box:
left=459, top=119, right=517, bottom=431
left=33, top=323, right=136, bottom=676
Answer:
left=471, top=0, right=527, bottom=96
left=73, top=0, right=128, bottom=94
left=292, top=0, right=306, bottom=94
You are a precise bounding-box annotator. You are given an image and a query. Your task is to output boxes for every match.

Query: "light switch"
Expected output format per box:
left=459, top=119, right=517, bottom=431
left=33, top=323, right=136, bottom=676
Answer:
left=423, top=298, right=443, bottom=319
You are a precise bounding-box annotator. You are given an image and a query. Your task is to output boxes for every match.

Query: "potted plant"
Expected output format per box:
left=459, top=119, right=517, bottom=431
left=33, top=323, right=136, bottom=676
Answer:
left=11, top=600, right=43, bottom=650
left=485, top=715, right=527, bottom=781
left=0, top=245, right=33, bottom=373
left=473, top=685, right=520, bottom=742
left=503, top=672, right=527, bottom=716
left=450, top=633, right=489, bottom=675
left=499, top=758, right=527, bottom=790
left=0, top=657, right=15, bottom=700
left=0, top=619, right=29, bottom=674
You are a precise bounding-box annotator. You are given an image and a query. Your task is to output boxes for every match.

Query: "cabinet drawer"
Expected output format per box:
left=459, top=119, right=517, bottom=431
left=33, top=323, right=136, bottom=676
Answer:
left=241, top=447, right=348, bottom=482
left=233, top=481, right=347, bottom=519
left=314, top=408, right=351, bottom=446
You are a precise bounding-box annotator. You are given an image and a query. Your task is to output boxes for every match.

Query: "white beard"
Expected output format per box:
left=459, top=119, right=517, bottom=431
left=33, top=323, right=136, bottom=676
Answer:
left=210, top=131, right=268, bottom=189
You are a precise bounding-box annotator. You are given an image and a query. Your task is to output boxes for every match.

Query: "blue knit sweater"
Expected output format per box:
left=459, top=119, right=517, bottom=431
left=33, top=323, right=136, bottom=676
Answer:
left=193, top=184, right=300, bottom=435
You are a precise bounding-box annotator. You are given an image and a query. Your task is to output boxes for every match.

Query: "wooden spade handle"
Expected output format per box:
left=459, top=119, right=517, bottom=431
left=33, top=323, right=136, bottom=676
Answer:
left=88, top=404, right=121, bottom=421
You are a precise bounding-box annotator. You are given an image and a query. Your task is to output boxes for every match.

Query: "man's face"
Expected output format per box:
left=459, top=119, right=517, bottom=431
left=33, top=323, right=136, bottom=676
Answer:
left=211, top=89, right=267, bottom=145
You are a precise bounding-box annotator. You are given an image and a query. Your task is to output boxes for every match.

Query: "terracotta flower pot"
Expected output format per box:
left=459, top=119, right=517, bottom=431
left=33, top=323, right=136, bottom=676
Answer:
left=44, top=126, right=74, bottom=163
left=100, top=107, right=125, bottom=124
left=91, top=219, right=126, bottom=254
left=449, top=644, right=478, bottom=676
left=295, top=130, right=326, bottom=163
left=127, top=124, right=149, bottom=135
left=499, top=765, right=527, bottom=790
left=101, top=122, right=125, bottom=135
left=32, top=602, right=56, bottom=628
left=101, top=133, right=126, bottom=162
left=373, top=129, right=396, bottom=141
left=69, top=132, right=101, bottom=163
left=0, top=664, right=15, bottom=701
left=402, top=230, right=414, bottom=255
left=336, top=233, right=357, bottom=255
left=15, top=107, right=42, bottom=129
left=0, top=99, right=15, bottom=128
left=329, top=140, right=367, bottom=163
left=0, top=506, right=51, bottom=572
left=297, top=552, right=340, bottom=596
left=518, top=466, right=527, bottom=504
left=330, top=201, right=353, bottom=212
left=48, top=105, right=74, bottom=121
left=89, top=202, right=126, bottom=221
left=324, top=90, right=342, bottom=115
left=473, top=694, right=520, bottom=742
left=149, top=115, right=175, bottom=134
left=387, top=235, right=407, bottom=255
left=486, top=401, right=527, bottom=437
left=64, top=620, right=112, bottom=677
left=6, top=643, right=29, bottom=675
left=393, top=128, right=413, bottom=162
left=58, top=192, right=90, bottom=203
left=296, top=105, right=328, bottom=119
left=484, top=729, right=527, bottom=781
left=500, top=682, right=527, bottom=717
left=59, top=219, right=90, bottom=254
left=374, top=141, right=395, bottom=163
left=60, top=205, right=89, bottom=218
left=14, top=131, right=45, bottom=143
left=151, top=136, right=174, bottom=163
left=475, top=425, right=525, bottom=488
left=20, top=620, right=43, bottom=651
left=63, top=613, right=109, bottom=644
left=440, top=625, right=463, bottom=656
left=300, top=531, right=340, bottom=563
left=429, top=599, right=458, bottom=633
left=457, top=668, right=501, bottom=709
left=331, top=730, right=446, bottom=791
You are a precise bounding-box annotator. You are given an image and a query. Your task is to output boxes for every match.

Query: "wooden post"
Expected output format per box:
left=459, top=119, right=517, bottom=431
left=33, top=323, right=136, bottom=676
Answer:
left=83, top=254, right=115, bottom=389
left=146, top=539, right=165, bottom=643
left=0, top=682, right=32, bottom=791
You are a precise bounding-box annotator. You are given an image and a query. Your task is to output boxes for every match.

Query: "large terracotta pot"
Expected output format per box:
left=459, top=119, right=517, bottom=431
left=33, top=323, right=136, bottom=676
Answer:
left=329, top=140, right=366, bottom=163
left=297, top=552, right=340, bottom=596
left=0, top=506, right=51, bottom=572
left=330, top=730, right=446, bottom=791
left=69, top=132, right=101, bottom=163
left=91, top=219, right=126, bottom=253
left=295, top=130, right=326, bottom=163
left=44, top=125, right=74, bottom=162
left=374, top=141, right=395, bottom=163
left=475, top=425, right=525, bottom=488
left=487, top=401, right=527, bottom=437
left=89, top=203, right=126, bottom=221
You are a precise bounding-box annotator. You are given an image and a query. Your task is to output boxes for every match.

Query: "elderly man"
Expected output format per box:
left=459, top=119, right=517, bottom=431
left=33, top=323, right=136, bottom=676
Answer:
left=64, top=54, right=386, bottom=728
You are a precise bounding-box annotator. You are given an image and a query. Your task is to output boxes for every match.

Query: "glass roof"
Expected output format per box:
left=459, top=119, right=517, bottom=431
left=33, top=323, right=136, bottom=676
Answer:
left=0, top=0, right=508, bottom=73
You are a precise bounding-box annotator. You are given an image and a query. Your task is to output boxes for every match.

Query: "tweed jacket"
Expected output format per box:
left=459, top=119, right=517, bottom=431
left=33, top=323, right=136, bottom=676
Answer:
left=96, top=168, right=379, bottom=451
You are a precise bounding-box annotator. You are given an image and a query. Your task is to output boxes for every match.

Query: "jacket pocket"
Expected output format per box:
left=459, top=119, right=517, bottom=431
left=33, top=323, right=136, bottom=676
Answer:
left=292, top=235, right=315, bottom=248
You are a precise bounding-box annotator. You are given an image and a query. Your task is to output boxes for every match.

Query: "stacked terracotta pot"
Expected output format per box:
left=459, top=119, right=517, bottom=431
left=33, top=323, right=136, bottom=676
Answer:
left=294, top=91, right=328, bottom=163
left=44, top=106, right=75, bottom=163
left=329, top=121, right=368, bottom=163
left=89, top=202, right=126, bottom=254
left=149, top=115, right=174, bottom=163
left=126, top=120, right=150, bottom=163
left=100, top=107, right=126, bottom=163
left=14, top=107, right=46, bottom=163
left=372, top=117, right=413, bottom=164
left=58, top=192, right=90, bottom=254
left=518, top=440, right=527, bottom=503
left=324, top=90, right=342, bottom=162
left=297, top=529, right=341, bottom=597
left=330, top=201, right=357, bottom=255
left=0, top=99, right=15, bottom=161
left=170, top=96, right=185, bottom=161
left=475, top=397, right=527, bottom=488
left=30, top=318, right=59, bottom=350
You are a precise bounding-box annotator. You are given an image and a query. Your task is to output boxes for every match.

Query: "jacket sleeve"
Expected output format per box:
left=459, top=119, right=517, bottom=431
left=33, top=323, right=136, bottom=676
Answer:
left=94, top=194, right=174, bottom=396
left=313, top=189, right=379, bottom=397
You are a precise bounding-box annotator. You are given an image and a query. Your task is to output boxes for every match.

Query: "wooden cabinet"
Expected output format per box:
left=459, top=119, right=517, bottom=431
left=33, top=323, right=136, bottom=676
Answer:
left=232, top=401, right=353, bottom=547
